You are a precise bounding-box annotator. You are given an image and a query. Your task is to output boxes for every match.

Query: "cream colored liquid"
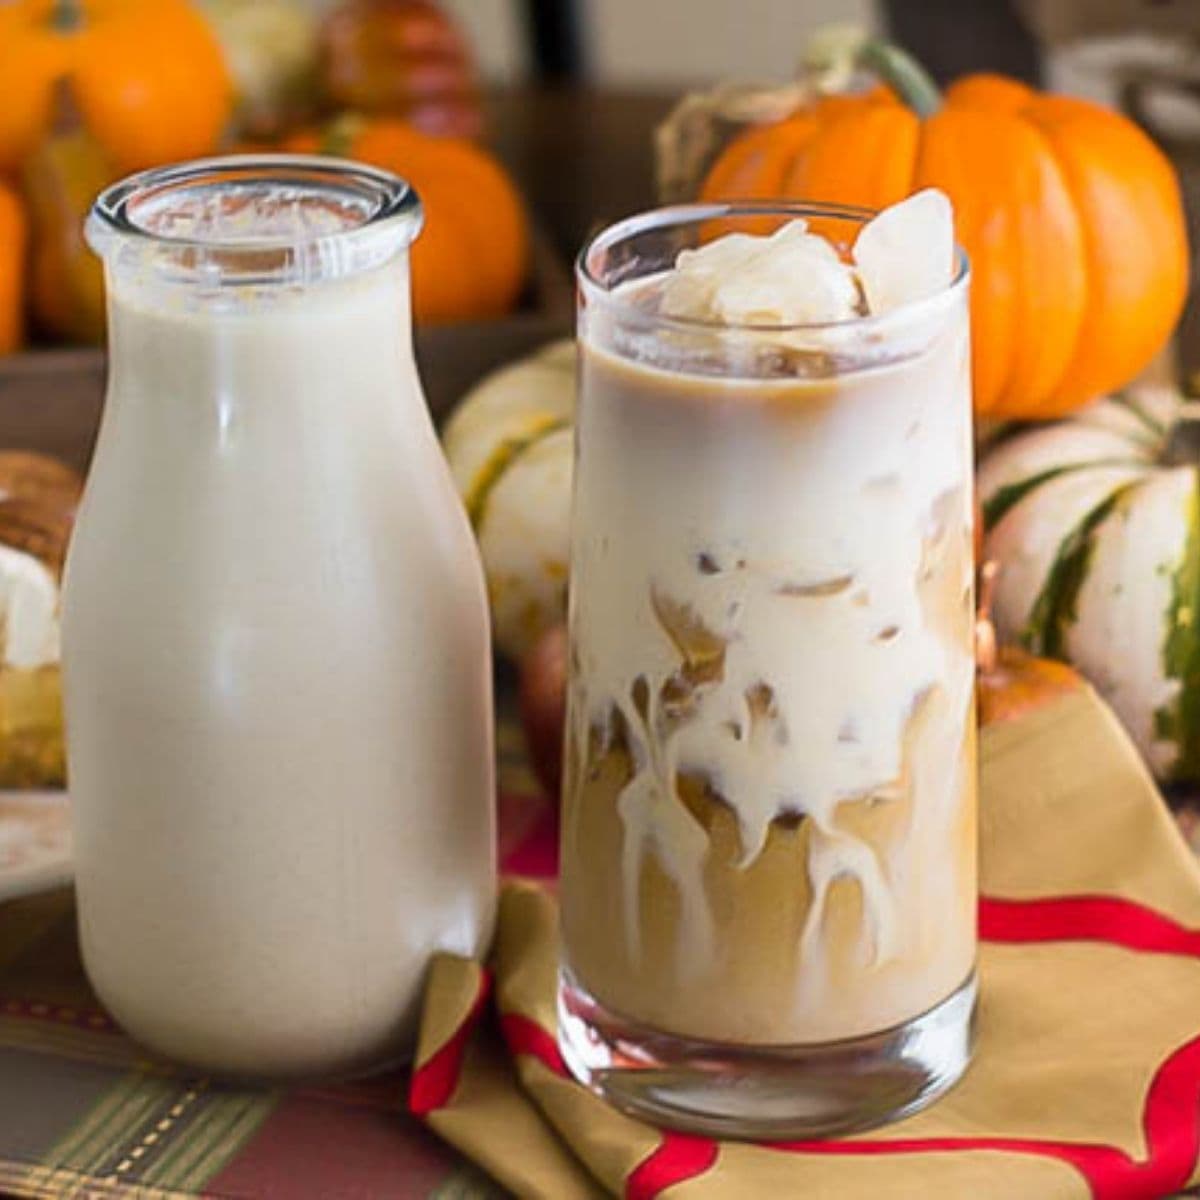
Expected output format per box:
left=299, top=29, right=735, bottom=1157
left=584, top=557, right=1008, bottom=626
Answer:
left=64, top=261, right=496, bottom=1078
left=562, top=289, right=975, bottom=1044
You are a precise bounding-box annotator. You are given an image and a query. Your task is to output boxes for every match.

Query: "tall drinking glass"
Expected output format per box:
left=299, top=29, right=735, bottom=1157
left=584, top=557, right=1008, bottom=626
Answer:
left=558, top=202, right=976, bottom=1138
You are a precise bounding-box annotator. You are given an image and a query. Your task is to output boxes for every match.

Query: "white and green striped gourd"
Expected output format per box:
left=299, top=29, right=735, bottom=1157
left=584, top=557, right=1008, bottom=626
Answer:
left=979, top=384, right=1198, bottom=780
left=442, top=340, right=575, bottom=661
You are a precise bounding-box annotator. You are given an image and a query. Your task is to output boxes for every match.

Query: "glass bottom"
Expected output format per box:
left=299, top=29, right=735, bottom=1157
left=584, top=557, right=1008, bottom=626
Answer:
left=556, top=968, right=977, bottom=1140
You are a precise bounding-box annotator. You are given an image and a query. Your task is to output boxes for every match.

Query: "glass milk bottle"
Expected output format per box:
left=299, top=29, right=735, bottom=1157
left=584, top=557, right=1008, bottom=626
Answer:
left=66, top=157, right=496, bottom=1079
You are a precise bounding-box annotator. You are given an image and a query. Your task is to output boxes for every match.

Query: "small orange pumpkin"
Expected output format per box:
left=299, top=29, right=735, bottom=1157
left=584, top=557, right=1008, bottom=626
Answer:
left=701, top=43, right=1189, bottom=420
left=285, top=116, right=527, bottom=323
left=0, top=181, right=27, bottom=355
left=0, top=0, right=233, bottom=176
left=977, top=646, right=1085, bottom=728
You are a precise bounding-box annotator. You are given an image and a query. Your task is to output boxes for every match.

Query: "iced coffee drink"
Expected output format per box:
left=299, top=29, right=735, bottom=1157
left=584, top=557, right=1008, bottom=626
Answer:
left=559, top=195, right=976, bottom=1137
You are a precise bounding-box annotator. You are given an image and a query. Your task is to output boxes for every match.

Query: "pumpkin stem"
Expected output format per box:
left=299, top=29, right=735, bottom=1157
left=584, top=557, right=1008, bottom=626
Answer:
left=857, top=40, right=942, bottom=116
left=52, top=0, right=83, bottom=33
left=803, top=26, right=942, bottom=116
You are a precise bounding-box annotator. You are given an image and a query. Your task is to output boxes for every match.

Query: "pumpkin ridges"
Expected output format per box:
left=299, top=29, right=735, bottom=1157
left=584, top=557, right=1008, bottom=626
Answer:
left=910, top=109, right=1014, bottom=412
left=943, top=73, right=1035, bottom=112
left=783, top=100, right=919, bottom=212
left=913, top=106, right=1090, bottom=417
left=699, top=115, right=818, bottom=202
left=1024, top=95, right=1189, bottom=415
left=995, top=119, right=1093, bottom=416
left=0, top=1, right=233, bottom=176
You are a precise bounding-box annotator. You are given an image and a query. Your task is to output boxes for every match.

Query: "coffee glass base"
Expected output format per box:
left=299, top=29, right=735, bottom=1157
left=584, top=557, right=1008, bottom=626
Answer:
left=556, top=969, right=977, bottom=1140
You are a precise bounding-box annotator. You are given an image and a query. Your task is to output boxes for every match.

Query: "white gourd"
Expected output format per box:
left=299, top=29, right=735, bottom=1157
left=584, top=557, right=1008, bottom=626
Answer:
left=980, top=385, right=1200, bottom=781
left=442, top=340, right=575, bottom=659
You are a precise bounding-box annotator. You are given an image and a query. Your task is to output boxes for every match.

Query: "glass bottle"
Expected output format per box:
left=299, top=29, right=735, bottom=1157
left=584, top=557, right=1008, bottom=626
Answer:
left=68, top=156, right=496, bottom=1079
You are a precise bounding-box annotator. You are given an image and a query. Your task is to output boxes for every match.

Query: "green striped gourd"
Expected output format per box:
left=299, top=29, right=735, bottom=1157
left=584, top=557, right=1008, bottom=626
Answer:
left=979, top=384, right=1198, bottom=780
left=441, top=340, right=574, bottom=660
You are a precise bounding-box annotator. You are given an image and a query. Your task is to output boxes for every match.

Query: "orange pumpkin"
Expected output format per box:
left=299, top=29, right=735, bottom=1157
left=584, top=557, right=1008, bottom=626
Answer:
left=975, top=559, right=1084, bottom=726
left=701, top=44, right=1189, bottom=420
left=319, top=0, right=483, bottom=139
left=285, top=116, right=527, bottom=323
left=977, top=647, right=1084, bottom=728
left=0, top=0, right=233, bottom=176
left=0, top=182, right=26, bottom=355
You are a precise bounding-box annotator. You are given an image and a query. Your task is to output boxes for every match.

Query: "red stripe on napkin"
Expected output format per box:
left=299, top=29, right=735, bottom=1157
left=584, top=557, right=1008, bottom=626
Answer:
left=499, top=1012, right=567, bottom=1076
left=408, top=969, right=492, bottom=1116
left=772, top=1029, right=1200, bottom=1200
left=980, top=894, right=1200, bottom=956
left=619, top=891, right=1200, bottom=1198
left=626, top=1134, right=720, bottom=1200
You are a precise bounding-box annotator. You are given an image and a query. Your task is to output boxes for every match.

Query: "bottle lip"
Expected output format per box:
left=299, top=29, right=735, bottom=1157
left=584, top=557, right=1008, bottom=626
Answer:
left=576, top=199, right=969, bottom=336
left=88, top=154, right=423, bottom=287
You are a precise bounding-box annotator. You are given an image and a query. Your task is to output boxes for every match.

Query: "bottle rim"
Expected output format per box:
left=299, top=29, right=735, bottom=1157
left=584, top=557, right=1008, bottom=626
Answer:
left=87, top=154, right=423, bottom=288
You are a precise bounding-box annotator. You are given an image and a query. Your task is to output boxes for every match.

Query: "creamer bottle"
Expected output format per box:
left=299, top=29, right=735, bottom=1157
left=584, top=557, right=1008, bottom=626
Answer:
left=66, top=156, right=496, bottom=1079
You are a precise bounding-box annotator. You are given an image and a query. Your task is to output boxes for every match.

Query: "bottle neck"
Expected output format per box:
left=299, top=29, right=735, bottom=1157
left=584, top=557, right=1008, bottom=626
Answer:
left=104, top=254, right=419, bottom=421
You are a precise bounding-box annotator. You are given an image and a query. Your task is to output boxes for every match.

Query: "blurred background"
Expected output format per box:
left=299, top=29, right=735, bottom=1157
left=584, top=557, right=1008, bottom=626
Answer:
left=1, top=0, right=1200, bottom=858
left=445, top=0, right=1193, bottom=98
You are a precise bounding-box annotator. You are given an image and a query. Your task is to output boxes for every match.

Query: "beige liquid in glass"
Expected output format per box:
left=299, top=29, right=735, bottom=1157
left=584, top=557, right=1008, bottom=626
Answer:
left=562, top=241, right=976, bottom=1046
left=66, top=181, right=496, bottom=1079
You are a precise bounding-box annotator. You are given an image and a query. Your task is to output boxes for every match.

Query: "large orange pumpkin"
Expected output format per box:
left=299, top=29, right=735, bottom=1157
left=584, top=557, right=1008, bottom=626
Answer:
left=285, top=117, right=527, bottom=323
left=0, top=0, right=233, bottom=176
left=0, top=182, right=27, bottom=354
left=701, top=44, right=1189, bottom=420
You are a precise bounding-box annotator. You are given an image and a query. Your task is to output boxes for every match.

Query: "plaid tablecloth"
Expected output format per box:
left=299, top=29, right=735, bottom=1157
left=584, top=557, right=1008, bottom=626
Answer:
left=0, top=698, right=553, bottom=1200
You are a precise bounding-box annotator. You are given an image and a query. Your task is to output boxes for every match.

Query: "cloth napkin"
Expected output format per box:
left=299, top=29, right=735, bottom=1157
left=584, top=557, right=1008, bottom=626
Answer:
left=409, top=680, right=1200, bottom=1200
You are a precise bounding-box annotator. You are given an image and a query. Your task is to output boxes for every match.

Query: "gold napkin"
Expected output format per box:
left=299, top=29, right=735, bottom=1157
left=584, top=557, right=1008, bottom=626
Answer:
left=411, top=681, right=1200, bottom=1199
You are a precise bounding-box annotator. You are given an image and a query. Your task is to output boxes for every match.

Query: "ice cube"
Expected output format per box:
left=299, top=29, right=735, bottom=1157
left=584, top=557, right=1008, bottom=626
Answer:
left=661, top=218, right=860, bottom=325
left=853, top=189, right=955, bottom=315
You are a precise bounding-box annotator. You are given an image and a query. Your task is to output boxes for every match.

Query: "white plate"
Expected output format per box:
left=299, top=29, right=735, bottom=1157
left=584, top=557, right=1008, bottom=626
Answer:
left=0, top=791, right=72, bottom=903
